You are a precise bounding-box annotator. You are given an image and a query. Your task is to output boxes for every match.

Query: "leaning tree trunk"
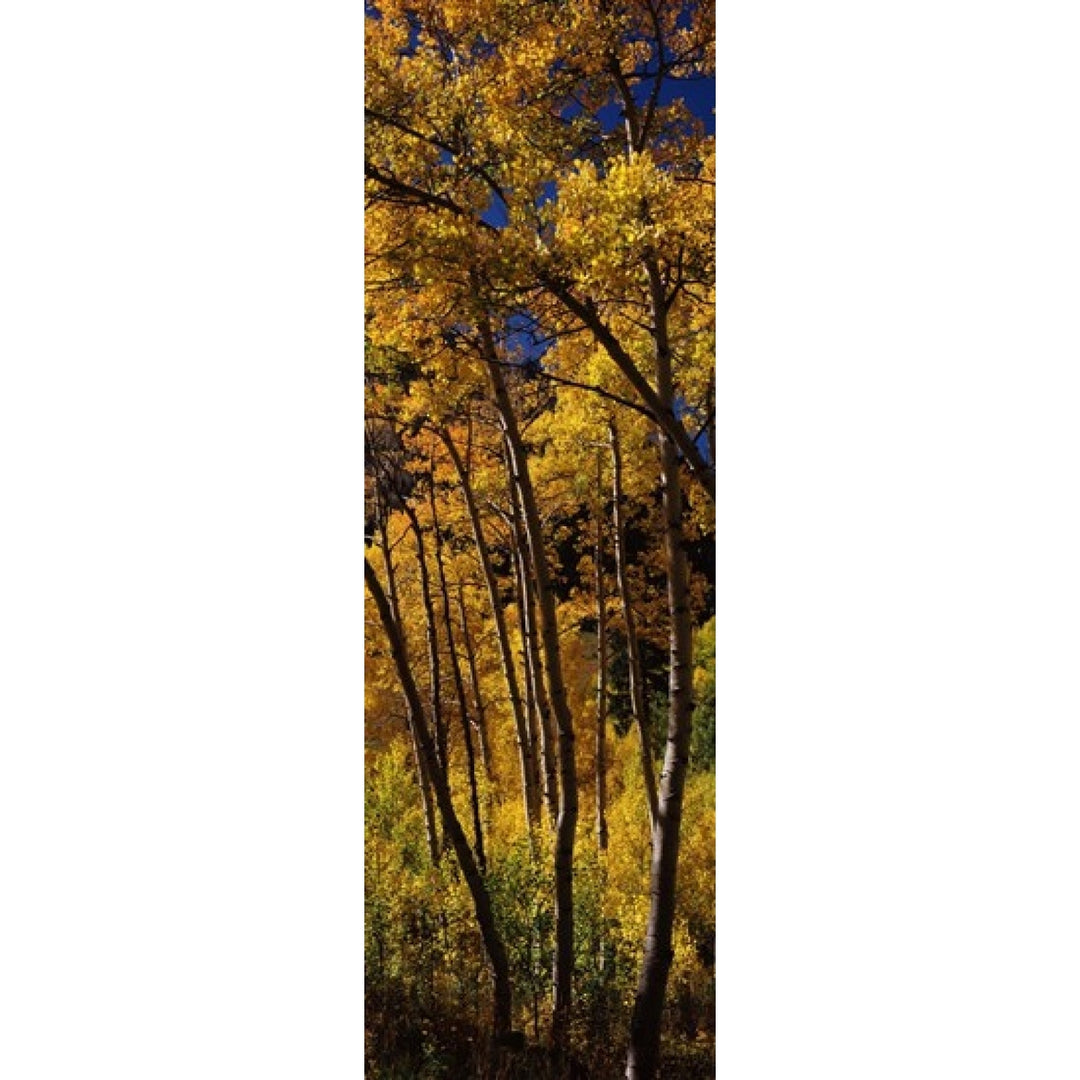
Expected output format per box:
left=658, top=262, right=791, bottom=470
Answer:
left=507, top=465, right=559, bottom=827
left=457, top=583, right=495, bottom=786
left=376, top=508, right=439, bottom=865
left=594, top=454, right=609, bottom=853
left=507, top=512, right=546, bottom=833
left=429, top=473, right=487, bottom=874
left=440, top=427, right=539, bottom=833
left=609, top=420, right=660, bottom=835
left=626, top=266, right=696, bottom=1080
left=481, top=322, right=578, bottom=1051
left=403, top=503, right=448, bottom=775
left=366, top=558, right=513, bottom=1037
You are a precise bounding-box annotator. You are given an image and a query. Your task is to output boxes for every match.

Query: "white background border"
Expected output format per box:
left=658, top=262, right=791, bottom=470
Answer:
left=716, top=1, right=1080, bottom=1075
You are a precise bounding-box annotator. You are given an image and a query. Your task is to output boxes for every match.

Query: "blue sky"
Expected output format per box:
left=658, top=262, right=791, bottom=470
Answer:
left=592, top=74, right=715, bottom=136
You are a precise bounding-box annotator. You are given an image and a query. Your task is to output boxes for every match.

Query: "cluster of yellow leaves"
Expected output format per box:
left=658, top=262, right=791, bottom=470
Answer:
left=554, top=155, right=679, bottom=290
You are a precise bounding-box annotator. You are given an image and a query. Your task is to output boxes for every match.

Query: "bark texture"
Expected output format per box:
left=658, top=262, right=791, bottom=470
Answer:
left=483, top=330, right=578, bottom=1049
left=441, top=427, right=539, bottom=832
left=375, top=504, right=439, bottom=865
left=507, top=466, right=559, bottom=827
left=429, top=476, right=486, bottom=874
left=457, top=583, right=495, bottom=786
left=594, top=455, right=609, bottom=853
left=609, top=420, right=659, bottom=835
left=625, top=265, right=696, bottom=1080
left=403, top=504, right=448, bottom=774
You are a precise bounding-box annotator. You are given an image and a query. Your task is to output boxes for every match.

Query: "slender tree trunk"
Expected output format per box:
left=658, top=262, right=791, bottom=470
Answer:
left=376, top=511, right=439, bottom=864
left=609, top=420, right=660, bottom=835
left=366, top=558, right=512, bottom=1037
left=508, top=519, right=546, bottom=830
left=403, top=504, right=448, bottom=775
left=626, top=266, right=696, bottom=1080
left=482, top=323, right=578, bottom=1049
left=507, top=464, right=559, bottom=827
left=429, top=475, right=487, bottom=874
left=457, top=583, right=494, bottom=786
left=440, top=427, right=539, bottom=832
left=594, top=454, right=609, bottom=853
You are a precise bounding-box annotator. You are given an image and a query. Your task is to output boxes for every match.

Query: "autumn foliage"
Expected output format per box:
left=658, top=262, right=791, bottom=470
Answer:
left=365, top=0, right=714, bottom=1076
